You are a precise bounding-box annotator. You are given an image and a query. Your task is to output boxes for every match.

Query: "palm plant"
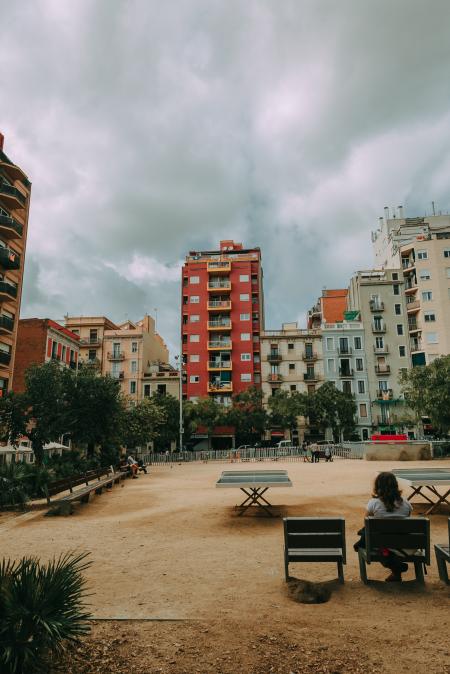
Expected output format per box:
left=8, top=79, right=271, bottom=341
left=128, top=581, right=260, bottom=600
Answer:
left=0, top=463, right=29, bottom=508
left=0, top=552, right=92, bottom=673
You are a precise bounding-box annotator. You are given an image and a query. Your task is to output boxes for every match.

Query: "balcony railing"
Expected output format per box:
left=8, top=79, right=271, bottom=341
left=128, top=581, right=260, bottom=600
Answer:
left=404, top=280, right=417, bottom=292
left=372, top=323, right=386, bottom=333
left=0, top=247, right=20, bottom=270
left=0, top=183, right=26, bottom=209
left=376, top=389, right=393, bottom=400
left=208, top=361, right=232, bottom=370
left=375, top=365, right=391, bottom=375
left=406, top=300, right=420, bottom=312
left=208, top=340, right=232, bottom=349
left=267, top=373, right=283, bottom=382
left=0, top=350, right=11, bottom=365
left=80, top=337, right=101, bottom=346
left=0, top=214, right=23, bottom=239
left=337, top=346, right=352, bottom=355
left=207, top=300, right=231, bottom=310
left=369, top=300, right=384, bottom=312
left=304, top=373, right=317, bottom=381
left=111, top=371, right=124, bottom=379
left=339, top=368, right=354, bottom=377
left=267, top=352, right=282, bottom=363
left=207, top=260, right=231, bottom=272
left=410, top=341, right=423, bottom=352
left=208, top=381, right=233, bottom=393
left=0, top=315, right=14, bottom=333
left=207, top=281, right=231, bottom=291
left=302, top=352, right=318, bottom=361
left=408, top=319, right=419, bottom=331
left=107, top=351, right=125, bottom=361
left=0, top=281, right=17, bottom=300
left=208, top=319, right=231, bottom=329
left=401, top=258, right=415, bottom=270
left=373, top=344, right=389, bottom=354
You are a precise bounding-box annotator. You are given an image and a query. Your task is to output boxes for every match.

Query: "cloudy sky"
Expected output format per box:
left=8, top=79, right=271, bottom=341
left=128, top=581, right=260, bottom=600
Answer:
left=2, top=0, right=450, bottom=357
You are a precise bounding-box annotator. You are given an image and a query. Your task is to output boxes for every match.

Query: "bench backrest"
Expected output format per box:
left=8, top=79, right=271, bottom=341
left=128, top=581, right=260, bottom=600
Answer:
left=46, top=467, right=112, bottom=498
left=283, top=517, right=346, bottom=563
left=365, top=517, right=430, bottom=564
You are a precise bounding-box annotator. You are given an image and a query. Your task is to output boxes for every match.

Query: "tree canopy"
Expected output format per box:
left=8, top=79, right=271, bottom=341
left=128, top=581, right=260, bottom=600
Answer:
left=400, top=355, right=450, bottom=435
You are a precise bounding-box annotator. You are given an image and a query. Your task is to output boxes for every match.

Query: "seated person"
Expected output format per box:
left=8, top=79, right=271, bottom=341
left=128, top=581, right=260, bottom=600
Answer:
left=356, top=471, right=412, bottom=582
left=127, top=454, right=139, bottom=478
left=137, top=458, right=148, bottom=474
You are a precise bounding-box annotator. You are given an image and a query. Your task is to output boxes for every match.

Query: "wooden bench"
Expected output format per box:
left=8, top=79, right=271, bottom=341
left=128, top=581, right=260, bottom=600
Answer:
left=435, top=518, right=450, bottom=585
left=45, top=466, right=124, bottom=507
left=358, top=517, right=430, bottom=584
left=283, top=517, right=346, bottom=584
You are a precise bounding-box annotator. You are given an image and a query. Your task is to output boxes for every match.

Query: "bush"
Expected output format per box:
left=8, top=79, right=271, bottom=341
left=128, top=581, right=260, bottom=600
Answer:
left=0, top=463, right=30, bottom=509
left=0, top=552, right=92, bottom=674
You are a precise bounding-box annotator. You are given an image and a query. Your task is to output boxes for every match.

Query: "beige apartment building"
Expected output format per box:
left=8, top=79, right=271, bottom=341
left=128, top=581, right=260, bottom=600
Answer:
left=347, top=270, right=413, bottom=433
left=102, top=315, right=169, bottom=402
left=142, top=362, right=180, bottom=400
left=65, top=316, right=118, bottom=367
left=372, top=209, right=450, bottom=365
left=0, top=133, right=31, bottom=394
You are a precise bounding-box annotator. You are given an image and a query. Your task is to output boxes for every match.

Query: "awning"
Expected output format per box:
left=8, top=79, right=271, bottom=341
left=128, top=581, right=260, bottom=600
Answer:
left=344, top=310, right=360, bottom=321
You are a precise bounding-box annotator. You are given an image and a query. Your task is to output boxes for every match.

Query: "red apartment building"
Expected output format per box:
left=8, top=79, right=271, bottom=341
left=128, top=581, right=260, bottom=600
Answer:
left=182, top=240, right=264, bottom=405
left=13, top=318, right=80, bottom=392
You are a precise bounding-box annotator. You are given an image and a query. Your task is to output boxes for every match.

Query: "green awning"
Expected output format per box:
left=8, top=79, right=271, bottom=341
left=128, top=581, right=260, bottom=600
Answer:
left=344, top=310, right=360, bottom=321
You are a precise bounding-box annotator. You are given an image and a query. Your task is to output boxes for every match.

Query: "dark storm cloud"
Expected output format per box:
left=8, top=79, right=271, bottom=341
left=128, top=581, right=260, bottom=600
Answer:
left=2, top=0, right=450, bottom=354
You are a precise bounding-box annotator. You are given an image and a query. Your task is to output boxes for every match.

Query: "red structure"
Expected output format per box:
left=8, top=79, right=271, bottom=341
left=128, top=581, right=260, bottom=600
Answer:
left=182, top=240, right=264, bottom=405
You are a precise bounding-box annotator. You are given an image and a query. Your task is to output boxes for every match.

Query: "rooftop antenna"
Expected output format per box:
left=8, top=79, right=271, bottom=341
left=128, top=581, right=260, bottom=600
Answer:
left=432, top=201, right=436, bottom=216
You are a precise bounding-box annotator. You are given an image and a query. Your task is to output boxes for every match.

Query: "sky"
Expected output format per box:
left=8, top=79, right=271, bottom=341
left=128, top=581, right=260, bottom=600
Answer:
left=2, top=0, right=450, bottom=358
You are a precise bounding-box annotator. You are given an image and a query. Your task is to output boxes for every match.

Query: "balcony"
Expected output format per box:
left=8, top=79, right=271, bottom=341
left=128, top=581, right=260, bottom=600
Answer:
left=302, top=352, right=318, bottom=361
left=267, top=351, right=282, bottom=363
left=107, top=351, right=125, bottom=361
left=0, top=315, right=14, bottom=334
left=0, top=183, right=26, bottom=210
left=376, top=389, right=393, bottom=400
left=208, top=361, right=232, bottom=371
left=401, top=258, right=415, bottom=272
left=111, top=371, right=124, bottom=379
left=404, top=280, right=417, bottom=293
left=337, top=346, right=352, bottom=355
left=0, top=381, right=8, bottom=397
left=410, top=340, right=423, bottom=352
left=369, top=300, right=384, bottom=312
left=304, top=373, right=318, bottom=381
left=0, top=214, right=23, bottom=240
left=373, top=344, right=389, bottom=354
left=0, top=350, right=11, bottom=366
left=408, top=319, right=420, bottom=333
left=208, top=300, right=231, bottom=311
left=267, top=373, right=283, bottom=382
left=208, top=340, right=232, bottom=350
left=406, top=300, right=420, bottom=313
left=0, top=247, right=20, bottom=270
left=0, top=281, right=17, bottom=301
left=0, top=157, right=28, bottom=184
left=208, top=319, right=231, bottom=330
left=375, top=365, right=391, bottom=375
left=339, top=368, right=354, bottom=378
left=372, top=323, right=386, bottom=333
left=207, top=260, right=231, bottom=273
left=207, top=280, right=231, bottom=293
left=208, top=381, right=233, bottom=393
left=80, top=337, right=101, bottom=346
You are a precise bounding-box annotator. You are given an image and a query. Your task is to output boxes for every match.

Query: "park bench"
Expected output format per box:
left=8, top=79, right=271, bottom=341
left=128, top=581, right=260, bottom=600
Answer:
left=358, top=517, right=430, bottom=584
left=44, top=466, right=124, bottom=507
left=435, top=518, right=450, bottom=585
left=283, top=517, right=346, bottom=584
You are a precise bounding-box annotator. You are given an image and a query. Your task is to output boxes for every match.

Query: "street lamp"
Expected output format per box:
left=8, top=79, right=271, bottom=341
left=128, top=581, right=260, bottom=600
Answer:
left=174, top=354, right=184, bottom=452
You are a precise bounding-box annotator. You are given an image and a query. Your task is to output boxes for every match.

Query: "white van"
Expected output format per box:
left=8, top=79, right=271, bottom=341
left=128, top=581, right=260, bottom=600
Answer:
left=276, top=440, right=294, bottom=449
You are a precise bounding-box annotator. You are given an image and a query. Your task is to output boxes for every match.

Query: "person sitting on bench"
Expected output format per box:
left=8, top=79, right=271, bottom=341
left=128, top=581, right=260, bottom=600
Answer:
left=127, top=455, right=139, bottom=479
left=356, top=471, right=413, bottom=582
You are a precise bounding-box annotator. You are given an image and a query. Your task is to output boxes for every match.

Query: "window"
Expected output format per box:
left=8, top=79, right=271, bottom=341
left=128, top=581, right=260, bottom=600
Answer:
left=392, top=272, right=398, bottom=280
left=89, top=329, right=98, bottom=342
left=326, top=337, right=334, bottom=351
left=357, top=380, right=365, bottom=394
left=354, top=336, right=362, bottom=350
left=254, top=355, right=260, bottom=363
left=359, top=403, right=368, bottom=418
left=444, top=249, right=450, bottom=258
left=88, top=349, right=96, bottom=361
left=157, top=384, right=167, bottom=395
left=254, top=374, right=261, bottom=384
left=375, top=337, right=384, bottom=348
left=289, top=363, right=295, bottom=371
left=417, top=250, right=428, bottom=260
left=288, top=343, right=294, bottom=350
left=399, top=346, right=406, bottom=357
left=189, top=396, right=198, bottom=402
left=397, top=324, right=404, bottom=336
left=144, top=384, right=151, bottom=397
left=394, top=303, right=402, bottom=315
left=240, top=313, right=250, bottom=320
left=240, top=333, right=250, bottom=341
left=290, top=384, right=297, bottom=392
left=190, top=354, right=200, bottom=362
left=424, top=312, right=436, bottom=322
left=379, top=380, right=388, bottom=391
left=356, top=358, right=364, bottom=371
left=190, top=334, right=199, bottom=342
left=239, top=274, right=249, bottom=282
left=190, top=275, right=200, bottom=284
left=239, top=293, right=249, bottom=301
left=190, top=375, right=199, bottom=383
left=422, top=291, right=433, bottom=301
left=393, top=284, right=400, bottom=295
left=241, top=353, right=251, bottom=361
left=342, top=381, right=352, bottom=394
left=131, top=341, right=137, bottom=353
left=419, top=270, right=431, bottom=280
left=426, top=332, right=438, bottom=344
left=327, top=358, right=335, bottom=373
left=130, top=381, right=136, bottom=394
left=190, top=314, right=200, bottom=322
left=241, top=373, right=252, bottom=382
left=190, top=295, right=199, bottom=303
left=131, top=360, right=137, bottom=373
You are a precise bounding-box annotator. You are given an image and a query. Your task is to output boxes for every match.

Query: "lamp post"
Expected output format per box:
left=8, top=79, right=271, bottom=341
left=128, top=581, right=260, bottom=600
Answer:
left=175, top=354, right=184, bottom=452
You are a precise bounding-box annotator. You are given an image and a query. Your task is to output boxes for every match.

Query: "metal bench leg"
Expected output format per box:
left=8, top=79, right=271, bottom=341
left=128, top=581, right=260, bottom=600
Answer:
left=284, top=554, right=289, bottom=582
left=435, top=550, right=449, bottom=585
left=413, top=561, right=425, bottom=584
left=358, top=549, right=368, bottom=584
left=337, top=559, right=344, bottom=584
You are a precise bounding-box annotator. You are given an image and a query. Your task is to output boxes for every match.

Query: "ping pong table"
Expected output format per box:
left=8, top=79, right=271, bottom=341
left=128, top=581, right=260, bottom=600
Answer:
left=392, top=468, right=450, bottom=515
left=216, top=469, right=292, bottom=516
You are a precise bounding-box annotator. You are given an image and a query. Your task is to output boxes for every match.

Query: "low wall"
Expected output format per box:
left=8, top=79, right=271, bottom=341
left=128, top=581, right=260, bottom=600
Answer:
left=364, top=442, right=432, bottom=461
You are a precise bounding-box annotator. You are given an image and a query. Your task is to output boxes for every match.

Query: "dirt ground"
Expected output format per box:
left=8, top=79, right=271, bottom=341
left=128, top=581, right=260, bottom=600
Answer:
left=1, top=459, right=449, bottom=674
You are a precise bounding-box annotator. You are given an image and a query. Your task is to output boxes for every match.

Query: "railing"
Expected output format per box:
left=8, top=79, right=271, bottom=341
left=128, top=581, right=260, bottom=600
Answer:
left=337, top=346, right=352, bottom=355
left=375, top=365, right=391, bottom=374
left=208, top=320, right=231, bottom=328
left=208, top=341, right=231, bottom=349
left=110, top=371, right=124, bottom=379
left=0, top=214, right=23, bottom=237
left=376, top=389, right=393, bottom=400
left=267, top=373, right=283, bottom=382
left=402, top=258, right=415, bottom=269
left=0, top=247, right=20, bottom=270
left=267, top=352, right=282, bottom=363
left=302, top=352, right=317, bottom=361
left=208, top=300, right=231, bottom=309
left=80, top=337, right=101, bottom=346
left=406, top=300, right=420, bottom=311
left=208, top=361, right=232, bottom=369
left=410, top=341, right=423, bottom=352
left=208, top=281, right=231, bottom=289
left=373, top=345, right=388, bottom=354
left=372, top=323, right=386, bottom=333
left=304, top=373, right=317, bottom=381
left=404, top=280, right=417, bottom=291
left=0, top=183, right=26, bottom=206
left=107, top=351, right=125, bottom=360
left=408, top=320, right=419, bottom=331
left=0, top=315, right=14, bottom=332
left=208, top=382, right=233, bottom=392
left=0, top=281, right=17, bottom=299
left=369, top=300, right=384, bottom=312
left=339, top=368, right=354, bottom=377
left=262, top=329, right=322, bottom=337
left=207, top=261, right=231, bottom=271
left=0, top=350, right=11, bottom=365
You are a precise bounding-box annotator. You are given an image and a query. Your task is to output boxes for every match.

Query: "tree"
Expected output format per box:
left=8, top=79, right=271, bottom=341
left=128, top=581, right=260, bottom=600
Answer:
left=267, top=390, right=305, bottom=439
left=121, top=397, right=167, bottom=449
left=187, top=397, right=225, bottom=450
left=151, top=394, right=180, bottom=451
left=312, top=381, right=356, bottom=441
left=400, top=355, right=450, bottom=435
left=0, top=391, right=27, bottom=448
left=227, top=387, right=267, bottom=446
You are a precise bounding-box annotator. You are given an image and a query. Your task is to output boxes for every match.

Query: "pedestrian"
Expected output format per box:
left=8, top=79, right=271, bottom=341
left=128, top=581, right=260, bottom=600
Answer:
left=324, top=446, right=332, bottom=462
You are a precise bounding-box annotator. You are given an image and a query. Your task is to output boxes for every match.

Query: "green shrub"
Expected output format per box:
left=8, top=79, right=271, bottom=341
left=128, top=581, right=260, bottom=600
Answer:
left=0, top=464, right=30, bottom=508
left=0, top=552, right=92, bottom=674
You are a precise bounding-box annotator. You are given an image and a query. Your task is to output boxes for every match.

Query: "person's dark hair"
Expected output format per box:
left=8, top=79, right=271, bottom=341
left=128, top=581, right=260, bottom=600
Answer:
left=373, top=472, right=403, bottom=512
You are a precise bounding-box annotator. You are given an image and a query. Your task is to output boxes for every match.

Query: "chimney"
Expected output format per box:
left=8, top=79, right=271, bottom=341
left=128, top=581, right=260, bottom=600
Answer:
left=384, top=206, right=389, bottom=222
left=398, top=205, right=404, bottom=218
left=0, top=132, right=4, bottom=151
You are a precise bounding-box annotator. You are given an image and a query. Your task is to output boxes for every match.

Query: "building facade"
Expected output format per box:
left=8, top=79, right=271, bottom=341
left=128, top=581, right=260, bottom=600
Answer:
left=182, top=240, right=264, bottom=406
left=0, top=133, right=31, bottom=394
left=142, top=362, right=180, bottom=400
left=307, top=289, right=348, bottom=329
left=102, top=315, right=169, bottom=403
left=13, top=318, right=80, bottom=392
left=64, top=315, right=118, bottom=368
